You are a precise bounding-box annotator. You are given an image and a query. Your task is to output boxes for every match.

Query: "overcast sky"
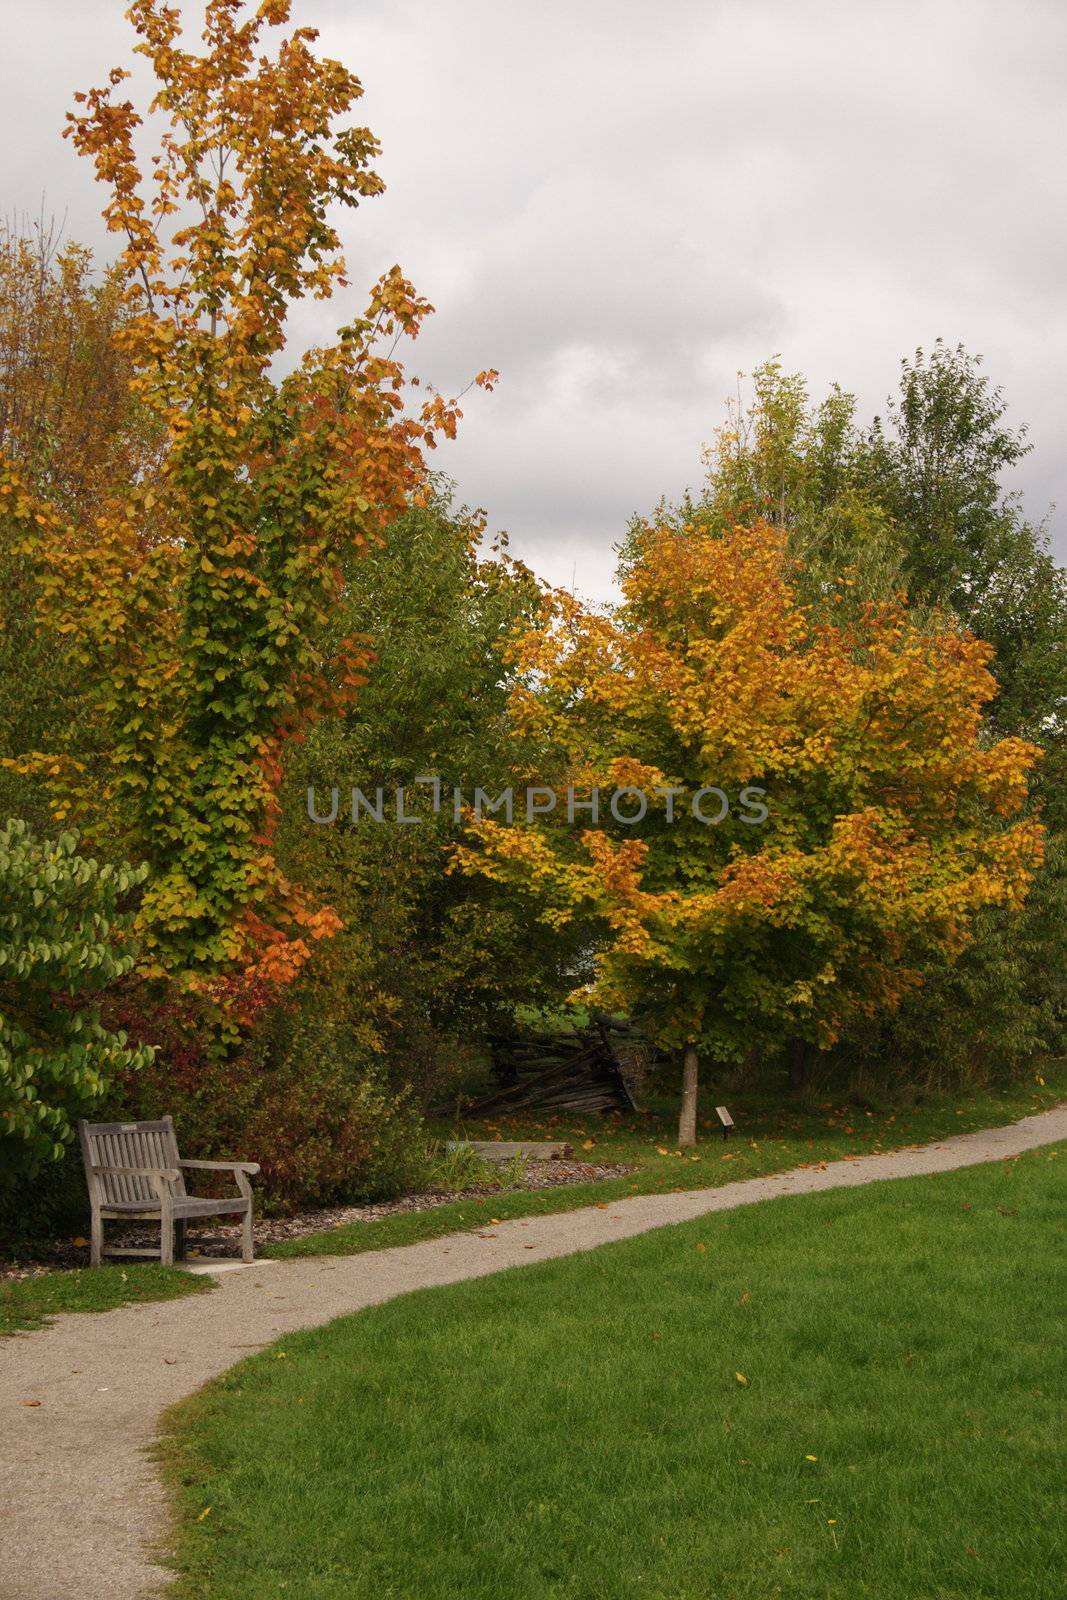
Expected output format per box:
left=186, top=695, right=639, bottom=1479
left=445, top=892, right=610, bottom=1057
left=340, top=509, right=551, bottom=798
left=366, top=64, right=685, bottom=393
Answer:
left=3, top=0, right=1065, bottom=598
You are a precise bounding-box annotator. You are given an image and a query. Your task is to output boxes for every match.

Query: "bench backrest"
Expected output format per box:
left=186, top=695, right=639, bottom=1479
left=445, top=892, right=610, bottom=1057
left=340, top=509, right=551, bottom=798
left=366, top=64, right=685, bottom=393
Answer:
left=78, top=1118, right=186, bottom=1207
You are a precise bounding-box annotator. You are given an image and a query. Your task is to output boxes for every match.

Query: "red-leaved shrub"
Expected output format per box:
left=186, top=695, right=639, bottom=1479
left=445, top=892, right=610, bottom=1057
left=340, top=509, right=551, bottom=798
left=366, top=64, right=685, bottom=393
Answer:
left=103, top=980, right=423, bottom=1211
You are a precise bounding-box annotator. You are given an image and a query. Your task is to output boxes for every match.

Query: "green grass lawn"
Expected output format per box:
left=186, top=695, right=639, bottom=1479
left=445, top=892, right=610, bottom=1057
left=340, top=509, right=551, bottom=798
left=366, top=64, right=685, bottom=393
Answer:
left=0, top=1262, right=213, bottom=1336
left=266, top=1067, right=1066, bottom=1260
left=164, top=1144, right=1066, bottom=1600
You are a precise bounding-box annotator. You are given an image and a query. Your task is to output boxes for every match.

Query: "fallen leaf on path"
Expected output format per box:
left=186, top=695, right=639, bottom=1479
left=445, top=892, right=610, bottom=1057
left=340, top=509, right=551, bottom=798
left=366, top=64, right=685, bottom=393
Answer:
left=196, top=1507, right=212, bottom=1522
left=20, top=1400, right=41, bottom=1407
left=735, top=1372, right=748, bottom=1385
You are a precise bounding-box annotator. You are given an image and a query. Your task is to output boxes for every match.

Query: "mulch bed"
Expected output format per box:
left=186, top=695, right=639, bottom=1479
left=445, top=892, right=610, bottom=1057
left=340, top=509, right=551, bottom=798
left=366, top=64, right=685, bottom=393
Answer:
left=0, top=1157, right=632, bottom=1281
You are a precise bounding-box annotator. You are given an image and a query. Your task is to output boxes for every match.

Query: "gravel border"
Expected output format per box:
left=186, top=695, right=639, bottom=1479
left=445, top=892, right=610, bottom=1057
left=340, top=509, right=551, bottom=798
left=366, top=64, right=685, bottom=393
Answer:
left=0, top=1159, right=631, bottom=1280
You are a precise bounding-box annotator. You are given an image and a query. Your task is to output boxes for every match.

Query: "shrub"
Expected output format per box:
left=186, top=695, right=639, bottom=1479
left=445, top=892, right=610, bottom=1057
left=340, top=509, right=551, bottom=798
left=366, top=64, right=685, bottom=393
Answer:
left=0, top=820, right=153, bottom=1185
left=108, top=982, right=425, bottom=1212
left=0, top=1150, right=90, bottom=1255
left=828, top=833, right=1067, bottom=1095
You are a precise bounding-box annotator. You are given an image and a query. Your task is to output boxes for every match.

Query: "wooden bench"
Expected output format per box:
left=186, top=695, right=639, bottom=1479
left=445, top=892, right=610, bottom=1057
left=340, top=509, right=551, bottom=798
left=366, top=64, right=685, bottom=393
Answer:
left=78, top=1117, right=260, bottom=1267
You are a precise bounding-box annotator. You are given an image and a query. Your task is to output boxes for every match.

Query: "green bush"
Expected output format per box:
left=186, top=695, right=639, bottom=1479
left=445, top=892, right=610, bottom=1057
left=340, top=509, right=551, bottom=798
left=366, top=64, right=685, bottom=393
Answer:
left=0, top=1148, right=90, bottom=1255
left=829, top=833, right=1067, bottom=1094
left=0, top=819, right=153, bottom=1184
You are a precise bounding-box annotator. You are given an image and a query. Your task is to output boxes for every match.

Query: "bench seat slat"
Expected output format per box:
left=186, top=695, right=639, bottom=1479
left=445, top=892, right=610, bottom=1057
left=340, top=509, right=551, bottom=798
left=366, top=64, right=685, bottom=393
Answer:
left=99, top=1197, right=251, bottom=1218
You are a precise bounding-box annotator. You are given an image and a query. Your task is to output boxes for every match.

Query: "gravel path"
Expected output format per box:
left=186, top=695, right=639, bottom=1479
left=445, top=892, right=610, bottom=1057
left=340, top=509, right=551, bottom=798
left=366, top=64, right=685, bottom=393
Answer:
left=3, top=1104, right=1065, bottom=1600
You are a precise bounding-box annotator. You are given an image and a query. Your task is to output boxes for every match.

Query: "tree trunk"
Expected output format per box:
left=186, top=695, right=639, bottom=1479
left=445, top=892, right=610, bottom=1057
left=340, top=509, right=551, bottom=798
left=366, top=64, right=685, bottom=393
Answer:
left=678, top=1044, right=699, bottom=1146
left=787, top=1037, right=807, bottom=1091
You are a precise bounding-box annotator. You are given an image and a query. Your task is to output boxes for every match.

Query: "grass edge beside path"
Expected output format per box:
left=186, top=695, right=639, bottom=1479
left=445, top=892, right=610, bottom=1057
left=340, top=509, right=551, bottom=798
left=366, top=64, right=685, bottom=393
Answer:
left=266, top=1076, right=1067, bottom=1261
left=0, top=1263, right=214, bottom=1337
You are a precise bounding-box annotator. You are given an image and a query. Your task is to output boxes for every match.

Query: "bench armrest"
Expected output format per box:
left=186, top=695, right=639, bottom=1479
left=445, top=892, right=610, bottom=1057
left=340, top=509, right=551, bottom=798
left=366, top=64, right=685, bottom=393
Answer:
left=178, top=1160, right=260, bottom=1175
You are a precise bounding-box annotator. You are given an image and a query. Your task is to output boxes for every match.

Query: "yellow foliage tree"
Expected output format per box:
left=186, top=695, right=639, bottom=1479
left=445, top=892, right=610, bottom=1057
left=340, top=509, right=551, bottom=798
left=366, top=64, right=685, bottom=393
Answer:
left=456, top=519, right=1043, bottom=1143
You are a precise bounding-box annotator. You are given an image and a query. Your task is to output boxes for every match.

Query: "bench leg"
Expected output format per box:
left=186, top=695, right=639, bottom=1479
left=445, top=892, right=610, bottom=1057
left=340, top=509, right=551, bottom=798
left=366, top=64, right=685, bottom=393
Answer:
left=174, top=1220, right=187, bottom=1261
left=90, top=1209, right=103, bottom=1269
left=160, top=1211, right=174, bottom=1267
left=241, top=1203, right=254, bottom=1264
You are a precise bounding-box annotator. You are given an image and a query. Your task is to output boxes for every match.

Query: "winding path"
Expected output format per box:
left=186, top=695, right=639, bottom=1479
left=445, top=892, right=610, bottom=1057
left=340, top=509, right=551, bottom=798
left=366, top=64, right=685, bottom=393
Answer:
left=3, top=1105, right=1065, bottom=1600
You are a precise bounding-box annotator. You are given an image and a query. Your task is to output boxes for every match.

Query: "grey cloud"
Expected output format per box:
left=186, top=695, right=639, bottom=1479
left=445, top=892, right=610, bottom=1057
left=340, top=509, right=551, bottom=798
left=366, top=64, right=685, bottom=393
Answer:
left=1, top=0, right=1064, bottom=593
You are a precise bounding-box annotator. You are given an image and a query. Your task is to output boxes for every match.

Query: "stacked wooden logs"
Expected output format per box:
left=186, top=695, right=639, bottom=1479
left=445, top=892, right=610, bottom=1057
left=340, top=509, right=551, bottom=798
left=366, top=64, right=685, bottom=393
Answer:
left=466, top=1017, right=651, bottom=1116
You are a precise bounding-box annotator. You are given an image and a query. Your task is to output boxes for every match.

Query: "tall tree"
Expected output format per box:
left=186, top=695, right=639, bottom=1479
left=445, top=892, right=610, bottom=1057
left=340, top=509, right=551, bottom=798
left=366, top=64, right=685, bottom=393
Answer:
left=277, top=491, right=581, bottom=1104
left=687, top=348, right=1066, bottom=793
left=864, top=341, right=1036, bottom=608
left=861, top=342, right=1066, bottom=817
left=663, top=359, right=906, bottom=607
left=665, top=352, right=1066, bottom=1084
left=1, top=0, right=493, bottom=987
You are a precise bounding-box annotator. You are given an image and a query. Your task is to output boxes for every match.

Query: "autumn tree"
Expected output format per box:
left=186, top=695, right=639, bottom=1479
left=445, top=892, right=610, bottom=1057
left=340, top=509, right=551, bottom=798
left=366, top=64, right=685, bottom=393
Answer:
left=0, top=220, right=160, bottom=517
left=681, top=348, right=1067, bottom=793
left=659, top=351, right=1066, bottom=1085
left=0, top=0, right=492, bottom=988
left=0, top=222, right=163, bottom=829
left=457, top=520, right=1043, bottom=1144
